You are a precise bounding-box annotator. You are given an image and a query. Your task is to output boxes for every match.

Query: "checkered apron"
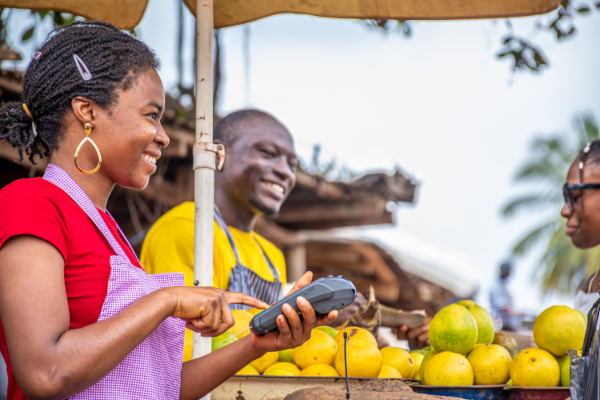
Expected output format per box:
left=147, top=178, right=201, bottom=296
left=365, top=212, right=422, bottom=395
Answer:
left=214, top=208, right=283, bottom=310
left=43, top=164, right=185, bottom=399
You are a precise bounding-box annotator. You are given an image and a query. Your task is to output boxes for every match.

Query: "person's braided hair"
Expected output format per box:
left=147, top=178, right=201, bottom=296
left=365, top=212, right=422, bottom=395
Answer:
left=578, top=139, right=600, bottom=167
left=0, top=21, right=160, bottom=163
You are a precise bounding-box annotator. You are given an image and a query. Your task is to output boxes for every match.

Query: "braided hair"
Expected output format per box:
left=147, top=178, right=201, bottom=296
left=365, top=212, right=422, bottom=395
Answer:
left=578, top=139, right=600, bottom=168
left=0, top=21, right=160, bottom=163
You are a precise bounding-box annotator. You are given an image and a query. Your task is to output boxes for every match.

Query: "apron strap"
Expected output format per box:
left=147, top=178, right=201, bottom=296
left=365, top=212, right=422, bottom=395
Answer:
left=43, top=164, right=128, bottom=259
left=214, top=207, right=242, bottom=263
left=254, top=237, right=280, bottom=281
left=106, top=209, right=140, bottom=264
left=214, top=206, right=280, bottom=281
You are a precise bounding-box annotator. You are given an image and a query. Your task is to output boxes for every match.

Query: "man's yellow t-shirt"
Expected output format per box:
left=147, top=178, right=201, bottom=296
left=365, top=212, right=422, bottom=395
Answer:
left=140, top=201, right=287, bottom=361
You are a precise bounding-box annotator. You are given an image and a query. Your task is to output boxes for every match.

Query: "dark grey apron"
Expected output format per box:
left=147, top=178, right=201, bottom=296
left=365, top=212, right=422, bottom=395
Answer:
left=214, top=207, right=283, bottom=310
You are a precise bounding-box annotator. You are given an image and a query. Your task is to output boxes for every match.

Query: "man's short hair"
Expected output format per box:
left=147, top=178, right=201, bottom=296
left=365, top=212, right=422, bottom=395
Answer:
left=214, top=109, right=281, bottom=146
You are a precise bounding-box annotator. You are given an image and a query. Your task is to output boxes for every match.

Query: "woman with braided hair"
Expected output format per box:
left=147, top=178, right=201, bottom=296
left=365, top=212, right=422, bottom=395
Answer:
left=0, top=22, right=337, bottom=400
left=562, top=140, right=600, bottom=315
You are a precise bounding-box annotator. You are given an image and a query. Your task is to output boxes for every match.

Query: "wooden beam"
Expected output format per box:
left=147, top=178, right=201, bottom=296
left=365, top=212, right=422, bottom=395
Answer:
left=306, top=243, right=362, bottom=264
left=285, top=244, right=307, bottom=283
left=278, top=213, right=394, bottom=230
left=311, top=271, right=399, bottom=303
left=305, top=243, right=375, bottom=275
left=0, top=74, right=23, bottom=94
left=276, top=199, right=387, bottom=223
left=293, top=170, right=346, bottom=200
left=253, top=216, right=306, bottom=248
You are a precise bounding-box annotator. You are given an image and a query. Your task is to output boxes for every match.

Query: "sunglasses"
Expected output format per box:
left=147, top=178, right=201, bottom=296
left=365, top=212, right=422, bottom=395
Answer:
left=563, top=183, right=600, bottom=212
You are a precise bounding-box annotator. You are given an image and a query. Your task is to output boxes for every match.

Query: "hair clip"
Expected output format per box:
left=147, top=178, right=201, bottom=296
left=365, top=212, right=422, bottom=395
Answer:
left=34, top=52, right=42, bottom=60
left=583, top=142, right=592, bottom=154
left=73, top=54, right=92, bottom=81
left=22, top=103, right=38, bottom=138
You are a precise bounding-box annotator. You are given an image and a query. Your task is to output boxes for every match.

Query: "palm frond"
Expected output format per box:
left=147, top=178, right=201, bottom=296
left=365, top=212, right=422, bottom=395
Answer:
left=511, top=219, right=560, bottom=256
left=501, top=193, right=562, bottom=218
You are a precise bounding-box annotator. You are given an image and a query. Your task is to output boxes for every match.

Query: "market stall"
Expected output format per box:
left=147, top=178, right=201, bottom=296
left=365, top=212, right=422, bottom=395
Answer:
left=0, top=0, right=571, bottom=399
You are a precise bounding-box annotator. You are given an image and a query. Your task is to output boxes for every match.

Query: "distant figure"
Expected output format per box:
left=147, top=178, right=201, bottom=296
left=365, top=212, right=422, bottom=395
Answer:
left=489, top=262, right=520, bottom=331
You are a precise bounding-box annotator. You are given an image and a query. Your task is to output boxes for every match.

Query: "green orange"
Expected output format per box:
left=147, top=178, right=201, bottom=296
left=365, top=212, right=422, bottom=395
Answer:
left=419, top=349, right=439, bottom=384
left=430, top=304, right=478, bottom=355
left=533, top=306, right=586, bottom=356
left=457, top=300, right=495, bottom=344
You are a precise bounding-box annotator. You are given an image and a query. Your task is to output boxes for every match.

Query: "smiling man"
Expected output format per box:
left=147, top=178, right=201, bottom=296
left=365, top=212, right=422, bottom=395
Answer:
left=140, top=109, right=297, bottom=360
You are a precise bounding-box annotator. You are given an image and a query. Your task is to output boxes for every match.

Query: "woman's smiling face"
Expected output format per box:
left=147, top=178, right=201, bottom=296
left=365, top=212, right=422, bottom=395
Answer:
left=79, top=68, right=169, bottom=190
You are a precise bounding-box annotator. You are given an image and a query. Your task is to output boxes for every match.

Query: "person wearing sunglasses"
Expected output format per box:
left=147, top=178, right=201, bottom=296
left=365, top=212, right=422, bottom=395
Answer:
left=561, top=141, right=600, bottom=314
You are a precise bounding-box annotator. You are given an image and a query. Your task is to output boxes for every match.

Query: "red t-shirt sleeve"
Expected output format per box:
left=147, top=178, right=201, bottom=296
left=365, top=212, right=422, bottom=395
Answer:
left=0, top=179, right=69, bottom=260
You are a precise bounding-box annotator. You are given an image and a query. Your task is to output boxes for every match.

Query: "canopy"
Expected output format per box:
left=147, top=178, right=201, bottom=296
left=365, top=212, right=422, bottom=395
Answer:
left=5, top=0, right=561, bottom=30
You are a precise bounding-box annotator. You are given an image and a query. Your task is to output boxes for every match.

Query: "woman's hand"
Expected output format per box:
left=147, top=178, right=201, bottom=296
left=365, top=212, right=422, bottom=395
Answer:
left=248, top=272, right=338, bottom=354
left=168, top=286, right=268, bottom=337
left=396, top=324, right=430, bottom=349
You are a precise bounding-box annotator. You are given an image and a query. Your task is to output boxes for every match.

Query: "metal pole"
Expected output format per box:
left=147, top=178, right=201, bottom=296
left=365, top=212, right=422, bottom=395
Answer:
left=192, top=2, right=214, bottom=399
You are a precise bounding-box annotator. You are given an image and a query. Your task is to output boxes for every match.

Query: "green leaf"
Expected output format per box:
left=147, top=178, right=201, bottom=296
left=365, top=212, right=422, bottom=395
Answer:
left=22, top=26, right=35, bottom=42
left=511, top=219, right=559, bottom=256
left=576, top=6, right=591, bottom=13
left=501, top=194, right=561, bottom=218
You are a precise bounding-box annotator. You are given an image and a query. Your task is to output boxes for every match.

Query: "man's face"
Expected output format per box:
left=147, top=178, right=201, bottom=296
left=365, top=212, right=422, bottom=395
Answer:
left=561, top=160, right=600, bottom=249
left=218, top=116, right=298, bottom=217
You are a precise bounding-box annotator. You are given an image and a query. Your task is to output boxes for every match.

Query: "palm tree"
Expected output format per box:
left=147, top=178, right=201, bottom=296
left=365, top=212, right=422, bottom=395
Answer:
left=502, top=114, right=600, bottom=294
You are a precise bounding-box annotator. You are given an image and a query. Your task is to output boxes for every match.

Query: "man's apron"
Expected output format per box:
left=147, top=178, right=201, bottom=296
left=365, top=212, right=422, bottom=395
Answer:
left=43, top=164, right=185, bottom=400
left=214, top=208, right=283, bottom=310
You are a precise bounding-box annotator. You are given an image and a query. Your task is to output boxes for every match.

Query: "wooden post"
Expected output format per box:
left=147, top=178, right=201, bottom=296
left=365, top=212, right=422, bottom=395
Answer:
left=192, top=2, right=214, bottom=399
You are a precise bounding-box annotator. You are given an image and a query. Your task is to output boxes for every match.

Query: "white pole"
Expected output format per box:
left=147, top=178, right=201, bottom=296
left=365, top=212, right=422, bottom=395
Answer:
left=192, top=1, right=214, bottom=399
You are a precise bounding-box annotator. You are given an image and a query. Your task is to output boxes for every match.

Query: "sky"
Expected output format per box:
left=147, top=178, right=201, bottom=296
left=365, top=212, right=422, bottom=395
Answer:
left=7, top=3, right=600, bottom=314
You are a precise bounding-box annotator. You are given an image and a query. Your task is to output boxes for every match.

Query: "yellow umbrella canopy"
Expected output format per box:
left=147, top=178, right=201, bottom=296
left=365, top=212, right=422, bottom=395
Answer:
left=4, top=0, right=560, bottom=30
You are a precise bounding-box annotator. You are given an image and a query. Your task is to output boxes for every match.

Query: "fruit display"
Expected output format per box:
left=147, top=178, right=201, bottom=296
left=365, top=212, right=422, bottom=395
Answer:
left=421, top=301, right=586, bottom=387
left=219, top=301, right=586, bottom=386
left=222, top=311, right=394, bottom=378
left=509, top=304, right=585, bottom=387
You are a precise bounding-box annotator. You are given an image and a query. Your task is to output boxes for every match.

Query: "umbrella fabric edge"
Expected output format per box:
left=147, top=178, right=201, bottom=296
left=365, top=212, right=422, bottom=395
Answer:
left=0, top=0, right=147, bottom=30
left=183, top=0, right=562, bottom=29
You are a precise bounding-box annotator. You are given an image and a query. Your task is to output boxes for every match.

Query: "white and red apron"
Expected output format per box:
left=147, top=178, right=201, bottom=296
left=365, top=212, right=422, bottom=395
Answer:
left=44, top=164, right=185, bottom=399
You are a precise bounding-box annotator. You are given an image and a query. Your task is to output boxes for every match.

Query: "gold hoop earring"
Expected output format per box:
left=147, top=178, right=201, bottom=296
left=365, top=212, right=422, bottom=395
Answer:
left=74, top=123, right=102, bottom=174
